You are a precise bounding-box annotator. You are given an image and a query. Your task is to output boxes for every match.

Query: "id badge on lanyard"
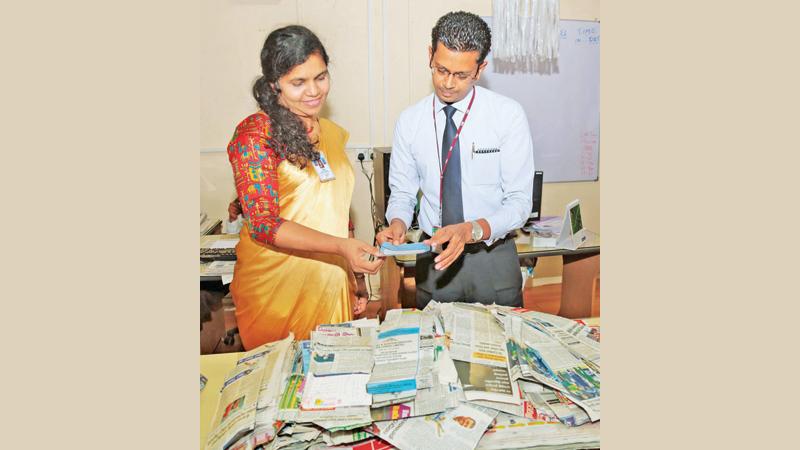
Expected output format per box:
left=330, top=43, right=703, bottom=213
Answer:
left=311, top=151, right=336, bottom=182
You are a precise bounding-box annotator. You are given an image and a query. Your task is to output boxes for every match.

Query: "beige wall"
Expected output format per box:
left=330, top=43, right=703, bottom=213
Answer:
left=200, top=0, right=601, bottom=282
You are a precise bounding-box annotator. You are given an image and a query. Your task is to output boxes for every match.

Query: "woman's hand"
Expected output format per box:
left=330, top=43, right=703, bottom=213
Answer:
left=228, top=198, right=243, bottom=222
left=338, top=238, right=384, bottom=274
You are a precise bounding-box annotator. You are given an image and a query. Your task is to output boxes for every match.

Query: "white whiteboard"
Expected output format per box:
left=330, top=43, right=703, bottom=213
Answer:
left=478, top=19, right=600, bottom=182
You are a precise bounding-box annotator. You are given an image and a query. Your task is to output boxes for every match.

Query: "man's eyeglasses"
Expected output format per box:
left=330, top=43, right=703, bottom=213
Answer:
left=431, top=64, right=478, bottom=82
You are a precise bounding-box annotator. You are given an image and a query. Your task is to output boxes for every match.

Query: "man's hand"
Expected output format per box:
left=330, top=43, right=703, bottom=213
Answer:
left=228, top=198, right=243, bottom=222
left=353, top=295, right=368, bottom=315
left=375, top=219, right=407, bottom=246
left=338, top=238, right=385, bottom=274
left=423, top=222, right=472, bottom=270
left=353, top=275, right=369, bottom=315
left=353, top=274, right=369, bottom=316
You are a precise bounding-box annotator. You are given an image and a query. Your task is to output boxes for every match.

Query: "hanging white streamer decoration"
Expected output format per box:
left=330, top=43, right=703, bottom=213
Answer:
left=492, top=0, right=560, bottom=73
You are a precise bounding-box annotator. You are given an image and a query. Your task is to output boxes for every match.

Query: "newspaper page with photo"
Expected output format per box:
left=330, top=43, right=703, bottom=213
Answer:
left=369, top=402, right=497, bottom=450
left=205, top=357, right=263, bottom=450
left=445, top=303, right=521, bottom=405
left=492, top=308, right=601, bottom=422
left=308, top=332, right=375, bottom=375
left=514, top=320, right=601, bottom=421
left=496, top=308, right=600, bottom=369
left=207, top=335, right=297, bottom=450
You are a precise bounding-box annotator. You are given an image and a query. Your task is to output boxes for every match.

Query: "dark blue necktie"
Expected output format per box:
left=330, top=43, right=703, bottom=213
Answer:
left=441, top=105, right=463, bottom=226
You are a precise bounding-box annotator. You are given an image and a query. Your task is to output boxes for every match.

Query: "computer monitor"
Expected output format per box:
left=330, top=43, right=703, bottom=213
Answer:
left=373, top=147, right=392, bottom=226
left=373, top=147, right=419, bottom=228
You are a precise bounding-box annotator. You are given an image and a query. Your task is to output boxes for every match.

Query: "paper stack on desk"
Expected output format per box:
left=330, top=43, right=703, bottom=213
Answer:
left=205, top=303, right=601, bottom=450
left=524, top=215, right=563, bottom=248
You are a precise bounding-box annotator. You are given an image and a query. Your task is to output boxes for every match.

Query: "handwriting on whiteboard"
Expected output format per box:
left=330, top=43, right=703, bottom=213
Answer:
left=580, top=131, right=598, bottom=177
left=560, top=26, right=600, bottom=45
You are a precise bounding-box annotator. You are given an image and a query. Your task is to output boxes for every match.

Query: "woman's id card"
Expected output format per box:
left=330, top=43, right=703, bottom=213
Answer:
left=312, top=152, right=336, bottom=182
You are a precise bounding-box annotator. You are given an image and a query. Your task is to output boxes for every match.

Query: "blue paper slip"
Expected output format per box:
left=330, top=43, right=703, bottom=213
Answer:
left=366, top=378, right=417, bottom=394
left=300, top=340, right=311, bottom=375
left=379, top=242, right=431, bottom=256
left=377, top=327, right=420, bottom=339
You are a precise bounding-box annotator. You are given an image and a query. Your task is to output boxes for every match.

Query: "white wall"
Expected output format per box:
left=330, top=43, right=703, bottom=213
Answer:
left=200, top=0, right=601, bottom=284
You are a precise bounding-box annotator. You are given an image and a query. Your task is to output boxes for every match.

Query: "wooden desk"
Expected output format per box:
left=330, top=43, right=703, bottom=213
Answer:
left=198, top=231, right=599, bottom=318
left=380, top=230, right=600, bottom=319
left=200, top=352, right=243, bottom=449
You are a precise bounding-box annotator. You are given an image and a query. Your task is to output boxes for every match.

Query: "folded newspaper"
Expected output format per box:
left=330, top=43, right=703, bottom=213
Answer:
left=204, top=303, right=600, bottom=450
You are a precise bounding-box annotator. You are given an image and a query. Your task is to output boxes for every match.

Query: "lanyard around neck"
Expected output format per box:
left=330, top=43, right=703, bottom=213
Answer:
left=433, top=86, right=476, bottom=179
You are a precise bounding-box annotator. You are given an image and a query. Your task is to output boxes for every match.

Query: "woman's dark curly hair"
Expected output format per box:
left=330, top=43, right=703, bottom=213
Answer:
left=253, top=25, right=329, bottom=168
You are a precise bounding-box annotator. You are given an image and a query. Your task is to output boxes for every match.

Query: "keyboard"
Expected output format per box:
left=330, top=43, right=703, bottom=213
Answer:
left=200, top=247, right=237, bottom=261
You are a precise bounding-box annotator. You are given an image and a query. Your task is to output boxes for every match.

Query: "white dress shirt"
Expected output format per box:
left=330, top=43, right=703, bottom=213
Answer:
left=386, top=85, right=534, bottom=243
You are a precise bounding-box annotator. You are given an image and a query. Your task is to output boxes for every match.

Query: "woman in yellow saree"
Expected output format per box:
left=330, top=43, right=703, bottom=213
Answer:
left=226, top=26, right=384, bottom=350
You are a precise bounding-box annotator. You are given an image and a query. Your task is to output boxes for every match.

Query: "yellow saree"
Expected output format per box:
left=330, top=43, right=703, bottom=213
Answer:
left=230, top=118, right=355, bottom=349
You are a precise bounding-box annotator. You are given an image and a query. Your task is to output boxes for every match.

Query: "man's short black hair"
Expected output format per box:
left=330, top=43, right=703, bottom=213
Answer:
left=431, top=11, right=492, bottom=64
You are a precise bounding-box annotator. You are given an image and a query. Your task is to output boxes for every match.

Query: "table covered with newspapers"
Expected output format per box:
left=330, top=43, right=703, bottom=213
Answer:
left=200, top=302, right=600, bottom=450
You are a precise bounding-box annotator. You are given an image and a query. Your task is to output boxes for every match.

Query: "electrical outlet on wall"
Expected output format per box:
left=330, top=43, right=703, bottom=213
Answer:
left=356, top=148, right=374, bottom=162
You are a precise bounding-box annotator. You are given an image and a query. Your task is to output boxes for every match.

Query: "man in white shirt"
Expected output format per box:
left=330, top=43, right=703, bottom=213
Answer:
left=377, top=11, right=534, bottom=308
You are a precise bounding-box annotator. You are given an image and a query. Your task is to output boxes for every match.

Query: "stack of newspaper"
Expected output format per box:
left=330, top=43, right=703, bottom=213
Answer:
left=205, top=303, right=600, bottom=450
left=205, top=334, right=298, bottom=450
left=297, top=319, right=378, bottom=429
